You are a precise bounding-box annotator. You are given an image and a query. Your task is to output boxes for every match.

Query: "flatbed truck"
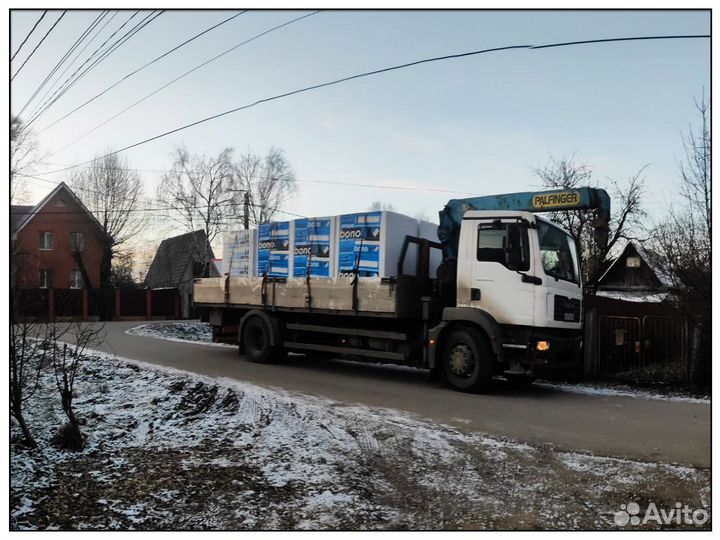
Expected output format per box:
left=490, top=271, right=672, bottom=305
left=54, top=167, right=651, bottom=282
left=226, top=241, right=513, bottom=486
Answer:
left=194, top=187, right=610, bottom=392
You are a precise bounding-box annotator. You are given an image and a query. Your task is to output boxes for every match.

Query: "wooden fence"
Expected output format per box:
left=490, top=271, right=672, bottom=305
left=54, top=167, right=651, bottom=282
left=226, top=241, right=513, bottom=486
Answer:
left=12, top=288, right=181, bottom=321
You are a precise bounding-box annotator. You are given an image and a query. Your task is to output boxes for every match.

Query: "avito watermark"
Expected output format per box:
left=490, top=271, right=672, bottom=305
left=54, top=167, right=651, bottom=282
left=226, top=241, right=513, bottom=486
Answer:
left=614, top=502, right=709, bottom=527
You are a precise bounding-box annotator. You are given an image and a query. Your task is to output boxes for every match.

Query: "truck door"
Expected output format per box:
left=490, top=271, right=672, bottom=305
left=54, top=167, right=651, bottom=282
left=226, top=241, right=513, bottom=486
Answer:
left=458, top=218, right=537, bottom=326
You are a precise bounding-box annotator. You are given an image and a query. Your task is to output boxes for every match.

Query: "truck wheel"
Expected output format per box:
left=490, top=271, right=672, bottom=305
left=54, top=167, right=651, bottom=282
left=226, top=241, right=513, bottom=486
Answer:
left=242, top=316, right=278, bottom=363
left=442, top=327, right=494, bottom=392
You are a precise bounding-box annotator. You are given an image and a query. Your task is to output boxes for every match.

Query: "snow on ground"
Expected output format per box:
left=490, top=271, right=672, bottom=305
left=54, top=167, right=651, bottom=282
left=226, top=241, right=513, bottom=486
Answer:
left=126, top=321, right=233, bottom=347
left=11, top=343, right=710, bottom=530
left=130, top=321, right=710, bottom=404
left=534, top=381, right=710, bottom=404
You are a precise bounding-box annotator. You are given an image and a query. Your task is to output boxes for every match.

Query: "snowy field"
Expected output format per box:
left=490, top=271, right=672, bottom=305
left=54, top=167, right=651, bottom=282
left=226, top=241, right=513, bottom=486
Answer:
left=11, top=344, right=710, bottom=530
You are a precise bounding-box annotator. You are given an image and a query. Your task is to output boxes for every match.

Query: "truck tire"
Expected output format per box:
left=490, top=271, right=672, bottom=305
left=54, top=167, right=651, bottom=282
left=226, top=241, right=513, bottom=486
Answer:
left=241, top=316, right=279, bottom=363
left=442, top=327, right=494, bottom=392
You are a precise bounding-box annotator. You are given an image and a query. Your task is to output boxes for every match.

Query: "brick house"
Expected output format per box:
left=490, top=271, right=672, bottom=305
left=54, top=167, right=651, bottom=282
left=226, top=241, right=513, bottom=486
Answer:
left=11, top=182, right=109, bottom=291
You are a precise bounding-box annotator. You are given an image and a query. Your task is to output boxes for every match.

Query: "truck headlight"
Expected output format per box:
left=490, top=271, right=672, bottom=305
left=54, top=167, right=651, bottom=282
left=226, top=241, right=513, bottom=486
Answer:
left=536, top=340, right=550, bottom=352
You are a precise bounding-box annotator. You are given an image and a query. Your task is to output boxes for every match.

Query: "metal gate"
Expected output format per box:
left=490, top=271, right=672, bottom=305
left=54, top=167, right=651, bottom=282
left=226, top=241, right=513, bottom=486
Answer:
left=597, top=315, right=687, bottom=375
left=598, top=316, right=641, bottom=374
left=642, top=316, right=687, bottom=369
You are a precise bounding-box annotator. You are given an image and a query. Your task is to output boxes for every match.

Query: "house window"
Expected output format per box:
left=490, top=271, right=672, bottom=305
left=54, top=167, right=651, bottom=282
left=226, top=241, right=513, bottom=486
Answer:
left=626, top=256, right=641, bottom=268
left=39, top=269, right=54, bottom=288
left=69, top=270, right=83, bottom=289
left=70, top=232, right=85, bottom=252
left=39, top=231, right=54, bottom=250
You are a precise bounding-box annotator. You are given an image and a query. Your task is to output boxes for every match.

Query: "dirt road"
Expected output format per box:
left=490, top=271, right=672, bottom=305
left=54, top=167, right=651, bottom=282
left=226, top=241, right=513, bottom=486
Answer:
left=74, top=321, right=710, bottom=467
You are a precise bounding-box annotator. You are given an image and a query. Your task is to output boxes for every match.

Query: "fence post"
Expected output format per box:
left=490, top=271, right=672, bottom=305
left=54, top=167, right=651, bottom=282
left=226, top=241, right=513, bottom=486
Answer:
left=48, top=288, right=55, bottom=322
left=82, top=289, right=89, bottom=321
left=583, top=308, right=597, bottom=380
left=114, top=289, right=121, bottom=321
left=146, top=288, right=152, bottom=321
left=688, top=322, right=702, bottom=384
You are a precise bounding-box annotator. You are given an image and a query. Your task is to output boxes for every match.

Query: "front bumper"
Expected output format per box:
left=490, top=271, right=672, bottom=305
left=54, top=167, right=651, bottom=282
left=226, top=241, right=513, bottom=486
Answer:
left=500, top=326, right=582, bottom=375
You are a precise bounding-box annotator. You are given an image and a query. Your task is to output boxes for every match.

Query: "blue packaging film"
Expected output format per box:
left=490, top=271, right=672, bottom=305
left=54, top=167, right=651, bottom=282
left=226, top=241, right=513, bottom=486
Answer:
left=337, top=211, right=382, bottom=277
left=293, top=217, right=333, bottom=277
left=257, top=221, right=290, bottom=277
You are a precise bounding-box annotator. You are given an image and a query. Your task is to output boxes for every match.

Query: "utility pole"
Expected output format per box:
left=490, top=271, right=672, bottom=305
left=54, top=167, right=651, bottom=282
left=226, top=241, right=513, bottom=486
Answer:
left=243, top=191, right=250, bottom=230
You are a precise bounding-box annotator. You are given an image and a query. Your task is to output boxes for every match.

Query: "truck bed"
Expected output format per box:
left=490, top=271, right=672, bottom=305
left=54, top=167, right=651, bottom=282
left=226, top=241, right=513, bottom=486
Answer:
left=194, top=276, right=400, bottom=314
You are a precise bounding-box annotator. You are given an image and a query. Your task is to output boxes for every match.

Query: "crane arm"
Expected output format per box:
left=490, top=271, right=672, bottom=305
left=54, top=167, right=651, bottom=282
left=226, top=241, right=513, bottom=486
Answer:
left=437, top=187, right=611, bottom=258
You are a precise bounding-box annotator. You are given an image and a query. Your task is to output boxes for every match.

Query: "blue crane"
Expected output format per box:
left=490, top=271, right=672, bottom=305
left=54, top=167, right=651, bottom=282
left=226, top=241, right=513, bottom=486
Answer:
left=437, top=187, right=611, bottom=258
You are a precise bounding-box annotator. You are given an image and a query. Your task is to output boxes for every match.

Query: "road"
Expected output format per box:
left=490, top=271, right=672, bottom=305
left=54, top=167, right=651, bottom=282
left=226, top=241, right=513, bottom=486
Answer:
left=73, top=321, right=710, bottom=467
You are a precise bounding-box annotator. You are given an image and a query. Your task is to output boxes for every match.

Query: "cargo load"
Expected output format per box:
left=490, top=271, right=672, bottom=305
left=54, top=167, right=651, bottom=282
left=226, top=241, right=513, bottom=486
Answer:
left=292, top=216, right=337, bottom=278
left=336, top=211, right=419, bottom=278
left=222, top=229, right=257, bottom=277
left=257, top=221, right=293, bottom=277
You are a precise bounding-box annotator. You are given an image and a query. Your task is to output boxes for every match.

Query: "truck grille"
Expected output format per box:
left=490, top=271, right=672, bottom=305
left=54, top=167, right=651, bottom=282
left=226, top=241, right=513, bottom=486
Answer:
left=554, top=295, right=581, bottom=322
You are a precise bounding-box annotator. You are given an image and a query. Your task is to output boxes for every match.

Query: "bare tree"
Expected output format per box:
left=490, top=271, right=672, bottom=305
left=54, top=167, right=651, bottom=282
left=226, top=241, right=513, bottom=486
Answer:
left=534, top=155, right=647, bottom=289
left=10, top=311, right=49, bottom=448
left=49, top=321, right=105, bottom=451
left=157, top=147, right=238, bottom=269
left=10, top=116, right=41, bottom=204
left=111, top=250, right=136, bottom=288
left=235, top=147, right=297, bottom=225
left=70, top=153, right=146, bottom=316
left=650, top=94, right=711, bottom=383
left=368, top=201, right=395, bottom=212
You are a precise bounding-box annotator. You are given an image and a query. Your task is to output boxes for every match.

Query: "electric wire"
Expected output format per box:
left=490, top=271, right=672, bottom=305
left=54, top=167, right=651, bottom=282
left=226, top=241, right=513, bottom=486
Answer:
left=25, top=11, right=164, bottom=128
left=39, top=32, right=709, bottom=175
left=23, top=11, right=115, bottom=122
left=11, top=11, right=67, bottom=81
left=43, top=10, right=320, bottom=154
left=37, top=11, right=248, bottom=134
left=16, top=11, right=107, bottom=119
left=11, top=10, right=47, bottom=61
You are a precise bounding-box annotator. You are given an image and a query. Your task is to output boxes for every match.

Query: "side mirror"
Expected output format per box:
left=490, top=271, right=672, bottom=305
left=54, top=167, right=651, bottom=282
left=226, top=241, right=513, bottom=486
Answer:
left=506, top=248, right=522, bottom=269
left=505, top=223, right=523, bottom=269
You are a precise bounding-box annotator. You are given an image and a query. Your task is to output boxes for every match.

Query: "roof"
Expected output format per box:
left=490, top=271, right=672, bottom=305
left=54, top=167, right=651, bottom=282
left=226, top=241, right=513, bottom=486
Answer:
left=10, top=205, right=34, bottom=232
left=634, top=243, right=673, bottom=288
left=11, top=182, right=110, bottom=240
left=595, top=290, right=669, bottom=303
left=144, top=230, right=216, bottom=288
left=596, top=241, right=672, bottom=289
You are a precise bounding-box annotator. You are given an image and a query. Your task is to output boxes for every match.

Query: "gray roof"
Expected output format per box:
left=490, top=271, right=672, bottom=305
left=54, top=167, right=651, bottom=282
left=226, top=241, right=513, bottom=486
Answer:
left=596, top=241, right=673, bottom=289
left=144, top=230, right=218, bottom=288
left=10, top=205, right=34, bottom=231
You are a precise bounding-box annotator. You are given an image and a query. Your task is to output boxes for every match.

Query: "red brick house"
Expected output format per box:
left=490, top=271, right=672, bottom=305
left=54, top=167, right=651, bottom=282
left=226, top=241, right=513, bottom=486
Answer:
left=11, top=182, right=109, bottom=290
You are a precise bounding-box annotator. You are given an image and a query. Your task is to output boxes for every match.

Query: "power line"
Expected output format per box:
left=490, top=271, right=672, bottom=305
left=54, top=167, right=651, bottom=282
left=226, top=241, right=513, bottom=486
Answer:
left=11, top=11, right=67, bottom=81
left=38, top=32, right=710, bottom=176
left=38, top=11, right=248, bottom=134
left=11, top=10, right=47, bottom=61
left=26, top=11, right=164, bottom=128
left=12, top=181, right=307, bottom=220
left=25, top=11, right=163, bottom=128
left=23, top=11, right=115, bottom=122
left=16, top=11, right=107, bottom=119
left=20, top=170, right=481, bottom=197
left=43, top=10, right=321, bottom=155
left=22, top=11, right=133, bottom=125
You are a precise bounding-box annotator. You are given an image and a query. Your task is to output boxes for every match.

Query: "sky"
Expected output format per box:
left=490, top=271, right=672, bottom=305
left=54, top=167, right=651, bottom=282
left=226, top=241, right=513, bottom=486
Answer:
left=9, top=9, right=711, bottom=245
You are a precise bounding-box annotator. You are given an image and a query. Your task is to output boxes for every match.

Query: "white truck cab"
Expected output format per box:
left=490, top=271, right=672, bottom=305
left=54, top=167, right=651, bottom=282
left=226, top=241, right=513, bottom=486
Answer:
left=434, top=210, right=584, bottom=382
left=456, top=210, right=582, bottom=330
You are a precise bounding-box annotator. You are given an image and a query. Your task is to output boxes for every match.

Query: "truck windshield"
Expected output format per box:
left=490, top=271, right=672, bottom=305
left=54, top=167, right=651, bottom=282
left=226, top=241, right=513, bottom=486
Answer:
left=537, top=221, right=580, bottom=285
